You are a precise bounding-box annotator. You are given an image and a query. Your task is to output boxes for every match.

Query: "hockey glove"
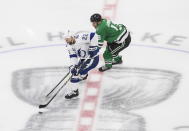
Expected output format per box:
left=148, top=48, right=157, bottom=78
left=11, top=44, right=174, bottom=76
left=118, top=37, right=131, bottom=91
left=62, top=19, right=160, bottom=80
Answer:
left=69, top=65, right=79, bottom=75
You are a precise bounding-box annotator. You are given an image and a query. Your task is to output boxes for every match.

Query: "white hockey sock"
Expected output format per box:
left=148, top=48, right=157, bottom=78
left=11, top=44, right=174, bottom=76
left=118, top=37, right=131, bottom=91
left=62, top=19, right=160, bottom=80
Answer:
left=70, top=82, right=79, bottom=91
left=66, top=82, right=78, bottom=94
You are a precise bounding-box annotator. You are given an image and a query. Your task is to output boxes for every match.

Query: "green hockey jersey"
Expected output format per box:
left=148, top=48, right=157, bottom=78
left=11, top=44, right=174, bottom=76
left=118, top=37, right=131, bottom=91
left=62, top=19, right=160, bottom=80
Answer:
left=96, top=19, right=128, bottom=44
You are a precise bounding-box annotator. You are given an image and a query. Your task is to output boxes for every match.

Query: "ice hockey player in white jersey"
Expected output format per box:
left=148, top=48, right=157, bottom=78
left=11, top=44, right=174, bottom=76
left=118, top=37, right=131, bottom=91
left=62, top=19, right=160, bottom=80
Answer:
left=65, top=31, right=100, bottom=99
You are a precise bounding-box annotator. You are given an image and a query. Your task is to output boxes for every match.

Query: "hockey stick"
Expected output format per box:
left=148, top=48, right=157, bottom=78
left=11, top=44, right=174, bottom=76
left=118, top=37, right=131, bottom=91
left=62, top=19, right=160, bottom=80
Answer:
left=39, top=56, right=93, bottom=108
left=39, top=74, right=73, bottom=108
left=46, top=71, right=70, bottom=97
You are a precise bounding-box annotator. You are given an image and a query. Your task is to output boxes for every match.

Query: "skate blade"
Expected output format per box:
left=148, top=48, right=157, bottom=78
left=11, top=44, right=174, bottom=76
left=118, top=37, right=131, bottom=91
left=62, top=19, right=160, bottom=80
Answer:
left=65, top=96, right=80, bottom=100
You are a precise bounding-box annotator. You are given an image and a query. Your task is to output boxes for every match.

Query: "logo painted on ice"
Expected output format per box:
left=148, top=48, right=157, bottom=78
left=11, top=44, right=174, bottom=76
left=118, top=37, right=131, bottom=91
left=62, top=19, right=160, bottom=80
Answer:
left=12, top=66, right=181, bottom=131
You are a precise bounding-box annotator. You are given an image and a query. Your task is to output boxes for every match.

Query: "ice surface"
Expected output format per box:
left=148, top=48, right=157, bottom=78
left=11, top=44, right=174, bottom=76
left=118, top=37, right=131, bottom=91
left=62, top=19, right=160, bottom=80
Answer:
left=12, top=66, right=180, bottom=131
left=0, top=0, right=189, bottom=131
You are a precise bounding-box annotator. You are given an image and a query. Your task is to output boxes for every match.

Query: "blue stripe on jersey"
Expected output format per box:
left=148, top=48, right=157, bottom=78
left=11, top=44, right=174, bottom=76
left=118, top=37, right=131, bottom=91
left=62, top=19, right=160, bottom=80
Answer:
left=69, top=54, right=77, bottom=58
left=90, top=32, right=95, bottom=41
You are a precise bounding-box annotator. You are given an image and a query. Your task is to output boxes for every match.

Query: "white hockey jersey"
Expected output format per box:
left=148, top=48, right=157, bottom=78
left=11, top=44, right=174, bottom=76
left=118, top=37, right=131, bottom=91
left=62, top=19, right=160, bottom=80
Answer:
left=66, top=31, right=100, bottom=66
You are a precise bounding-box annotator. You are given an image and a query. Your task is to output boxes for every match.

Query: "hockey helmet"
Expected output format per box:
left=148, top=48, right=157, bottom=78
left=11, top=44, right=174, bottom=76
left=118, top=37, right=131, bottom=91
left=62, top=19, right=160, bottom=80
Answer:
left=90, top=13, right=102, bottom=22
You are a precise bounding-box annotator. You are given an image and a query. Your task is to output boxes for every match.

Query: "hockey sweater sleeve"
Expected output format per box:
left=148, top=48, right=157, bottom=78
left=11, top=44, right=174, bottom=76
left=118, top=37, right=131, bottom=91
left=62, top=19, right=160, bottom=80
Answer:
left=66, top=44, right=78, bottom=66
left=88, top=33, right=100, bottom=58
left=96, top=25, right=106, bottom=48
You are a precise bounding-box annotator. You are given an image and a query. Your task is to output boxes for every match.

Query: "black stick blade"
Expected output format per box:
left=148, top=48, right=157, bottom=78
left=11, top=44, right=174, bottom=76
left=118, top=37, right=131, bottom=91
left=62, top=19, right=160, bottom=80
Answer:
left=38, top=74, right=72, bottom=109
left=39, top=104, right=47, bottom=108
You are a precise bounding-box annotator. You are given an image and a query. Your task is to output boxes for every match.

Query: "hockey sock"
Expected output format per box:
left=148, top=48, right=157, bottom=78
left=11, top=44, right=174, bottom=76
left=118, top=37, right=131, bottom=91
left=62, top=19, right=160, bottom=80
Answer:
left=103, top=48, right=112, bottom=68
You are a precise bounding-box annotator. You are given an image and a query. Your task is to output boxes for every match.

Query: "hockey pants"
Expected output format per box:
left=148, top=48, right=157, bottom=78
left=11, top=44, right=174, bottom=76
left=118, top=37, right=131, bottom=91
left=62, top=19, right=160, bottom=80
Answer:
left=103, top=33, right=131, bottom=67
left=71, top=56, right=99, bottom=83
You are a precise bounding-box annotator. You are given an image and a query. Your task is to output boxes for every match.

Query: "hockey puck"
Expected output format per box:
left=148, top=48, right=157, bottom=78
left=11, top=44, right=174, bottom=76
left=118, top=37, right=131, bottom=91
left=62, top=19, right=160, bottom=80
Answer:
left=38, top=111, right=43, bottom=114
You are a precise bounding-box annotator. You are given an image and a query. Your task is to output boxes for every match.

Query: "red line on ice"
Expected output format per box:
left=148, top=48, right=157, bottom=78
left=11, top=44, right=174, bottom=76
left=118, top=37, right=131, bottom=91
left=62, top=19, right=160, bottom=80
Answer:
left=76, top=70, right=103, bottom=131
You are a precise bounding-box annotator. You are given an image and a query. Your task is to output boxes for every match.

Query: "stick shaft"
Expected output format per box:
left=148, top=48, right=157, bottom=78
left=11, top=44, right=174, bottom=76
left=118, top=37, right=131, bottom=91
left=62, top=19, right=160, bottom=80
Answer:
left=46, top=71, right=70, bottom=97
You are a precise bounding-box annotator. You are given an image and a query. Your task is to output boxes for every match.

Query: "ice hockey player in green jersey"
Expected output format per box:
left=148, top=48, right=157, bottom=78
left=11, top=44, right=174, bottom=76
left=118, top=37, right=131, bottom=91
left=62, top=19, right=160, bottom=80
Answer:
left=90, top=13, right=131, bottom=72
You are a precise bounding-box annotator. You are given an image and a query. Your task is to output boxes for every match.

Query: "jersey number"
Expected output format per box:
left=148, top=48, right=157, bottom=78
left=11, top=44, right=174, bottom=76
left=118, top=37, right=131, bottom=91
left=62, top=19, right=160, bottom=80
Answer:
left=110, top=24, right=119, bottom=31
left=110, top=24, right=123, bottom=31
left=82, top=34, right=88, bottom=40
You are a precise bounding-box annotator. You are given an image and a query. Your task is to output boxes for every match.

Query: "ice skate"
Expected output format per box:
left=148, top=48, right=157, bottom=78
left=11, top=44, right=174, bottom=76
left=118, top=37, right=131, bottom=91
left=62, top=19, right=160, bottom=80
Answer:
left=65, top=89, right=79, bottom=99
left=99, top=65, right=112, bottom=72
left=112, top=56, right=123, bottom=65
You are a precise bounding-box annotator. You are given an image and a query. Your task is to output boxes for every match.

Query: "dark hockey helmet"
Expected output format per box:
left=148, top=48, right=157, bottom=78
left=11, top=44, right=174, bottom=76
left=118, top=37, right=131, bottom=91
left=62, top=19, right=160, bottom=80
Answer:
left=90, top=13, right=102, bottom=22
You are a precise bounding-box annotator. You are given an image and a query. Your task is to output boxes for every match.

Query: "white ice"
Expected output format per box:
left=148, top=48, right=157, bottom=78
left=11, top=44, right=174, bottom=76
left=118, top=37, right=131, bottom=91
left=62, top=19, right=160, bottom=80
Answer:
left=0, top=0, right=188, bottom=131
